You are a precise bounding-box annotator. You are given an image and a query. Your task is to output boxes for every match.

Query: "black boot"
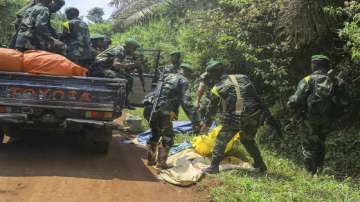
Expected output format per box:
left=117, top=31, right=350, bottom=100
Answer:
left=147, top=143, right=157, bottom=166
left=203, top=162, right=220, bottom=174
left=156, top=146, right=172, bottom=170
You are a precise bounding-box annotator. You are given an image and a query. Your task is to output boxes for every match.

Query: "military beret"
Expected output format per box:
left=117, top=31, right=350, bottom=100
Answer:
left=170, top=51, right=181, bottom=56
left=90, top=33, right=105, bottom=40
left=125, top=38, right=141, bottom=48
left=206, top=60, right=223, bottom=73
left=180, top=63, right=193, bottom=72
left=312, top=55, right=330, bottom=62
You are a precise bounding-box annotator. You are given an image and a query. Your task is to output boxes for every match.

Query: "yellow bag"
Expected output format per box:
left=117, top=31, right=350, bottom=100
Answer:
left=192, top=126, right=240, bottom=156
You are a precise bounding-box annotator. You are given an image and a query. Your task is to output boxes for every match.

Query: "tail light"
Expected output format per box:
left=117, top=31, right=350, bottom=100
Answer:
left=85, top=111, right=113, bottom=120
left=0, top=106, right=12, bottom=113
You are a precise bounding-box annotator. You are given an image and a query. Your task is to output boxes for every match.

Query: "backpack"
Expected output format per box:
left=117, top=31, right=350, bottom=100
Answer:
left=307, top=73, right=349, bottom=117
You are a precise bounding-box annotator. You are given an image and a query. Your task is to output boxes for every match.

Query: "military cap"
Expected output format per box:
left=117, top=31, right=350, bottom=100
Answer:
left=206, top=60, right=223, bottom=73
left=180, top=63, right=193, bottom=72
left=311, top=55, right=330, bottom=62
left=170, top=50, right=181, bottom=56
left=91, top=33, right=105, bottom=40
left=125, top=38, right=141, bottom=48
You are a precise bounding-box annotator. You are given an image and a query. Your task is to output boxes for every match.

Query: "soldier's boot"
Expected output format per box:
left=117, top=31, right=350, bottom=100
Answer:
left=147, top=143, right=157, bottom=166
left=203, top=159, right=220, bottom=174
left=156, top=146, right=172, bottom=170
left=242, top=139, right=267, bottom=173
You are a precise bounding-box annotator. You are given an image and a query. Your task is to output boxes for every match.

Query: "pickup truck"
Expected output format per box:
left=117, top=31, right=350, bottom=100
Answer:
left=0, top=72, right=126, bottom=154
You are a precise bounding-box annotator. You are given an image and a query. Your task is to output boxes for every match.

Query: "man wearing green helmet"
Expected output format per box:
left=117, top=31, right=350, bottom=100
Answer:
left=93, top=38, right=145, bottom=109
left=143, top=63, right=200, bottom=169
left=287, top=55, right=349, bottom=174
left=201, top=60, right=268, bottom=174
left=195, top=60, right=223, bottom=121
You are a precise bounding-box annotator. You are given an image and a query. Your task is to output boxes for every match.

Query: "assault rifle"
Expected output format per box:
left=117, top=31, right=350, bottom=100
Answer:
left=148, top=68, right=166, bottom=123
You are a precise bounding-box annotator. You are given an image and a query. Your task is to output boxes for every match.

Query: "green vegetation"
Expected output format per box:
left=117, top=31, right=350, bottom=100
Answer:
left=1, top=0, right=360, bottom=200
left=0, top=0, right=26, bottom=45
left=206, top=150, right=360, bottom=202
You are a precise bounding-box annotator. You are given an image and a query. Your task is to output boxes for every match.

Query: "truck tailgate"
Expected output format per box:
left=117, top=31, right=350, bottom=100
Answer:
left=0, top=72, right=126, bottom=112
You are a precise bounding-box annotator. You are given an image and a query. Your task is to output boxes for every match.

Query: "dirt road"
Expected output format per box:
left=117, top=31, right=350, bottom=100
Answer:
left=0, top=133, right=208, bottom=202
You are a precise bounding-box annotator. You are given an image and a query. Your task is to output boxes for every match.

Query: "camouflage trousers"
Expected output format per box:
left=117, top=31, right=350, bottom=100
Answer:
left=212, top=112, right=265, bottom=168
left=147, top=110, right=175, bottom=149
left=299, top=120, right=329, bottom=173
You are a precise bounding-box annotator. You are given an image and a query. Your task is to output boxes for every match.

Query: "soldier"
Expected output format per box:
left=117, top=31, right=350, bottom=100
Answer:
left=62, top=7, right=96, bottom=68
left=287, top=55, right=349, bottom=174
left=14, top=0, right=65, bottom=52
left=10, top=0, right=64, bottom=48
left=91, top=33, right=109, bottom=55
left=164, top=51, right=182, bottom=74
left=201, top=61, right=268, bottom=174
left=195, top=62, right=220, bottom=120
left=93, top=38, right=145, bottom=108
left=144, top=63, right=201, bottom=169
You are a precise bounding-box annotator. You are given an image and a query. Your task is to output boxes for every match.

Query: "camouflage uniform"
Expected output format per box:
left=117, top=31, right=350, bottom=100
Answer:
left=94, top=46, right=125, bottom=75
left=62, top=17, right=96, bottom=68
left=204, top=74, right=267, bottom=173
left=144, top=72, right=200, bottom=168
left=197, top=72, right=218, bottom=119
left=288, top=70, right=334, bottom=174
left=287, top=54, right=349, bottom=174
left=15, top=2, right=56, bottom=51
left=93, top=46, right=137, bottom=96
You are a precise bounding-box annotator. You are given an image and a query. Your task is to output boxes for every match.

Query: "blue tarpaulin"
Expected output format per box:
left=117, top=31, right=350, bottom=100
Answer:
left=137, top=121, right=193, bottom=145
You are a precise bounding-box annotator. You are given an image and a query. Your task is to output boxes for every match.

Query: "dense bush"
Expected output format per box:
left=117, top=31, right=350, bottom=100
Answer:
left=0, top=0, right=26, bottom=45
left=113, top=0, right=360, bottom=177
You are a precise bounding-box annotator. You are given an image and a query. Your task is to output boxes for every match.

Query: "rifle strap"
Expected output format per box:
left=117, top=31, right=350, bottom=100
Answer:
left=228, top=75, right=244, bottom=115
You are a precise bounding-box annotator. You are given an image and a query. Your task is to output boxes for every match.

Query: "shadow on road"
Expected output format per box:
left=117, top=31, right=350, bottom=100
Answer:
left=0, top=133, right=158, bottom=182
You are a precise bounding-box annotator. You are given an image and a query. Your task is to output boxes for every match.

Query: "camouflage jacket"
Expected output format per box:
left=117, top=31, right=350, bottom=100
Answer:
left=205, top=74, right=262, bottom=125
left=15, top=3, right=54, bottom=51
left=95, top=46, right=125, bottom=70
left=62, top=18, right=95, bottom=61
left=148, top=73, right=200, bottom=124
left=199, top=72, right=218, bottom=96
left=287, top=70, right=349, bottom=119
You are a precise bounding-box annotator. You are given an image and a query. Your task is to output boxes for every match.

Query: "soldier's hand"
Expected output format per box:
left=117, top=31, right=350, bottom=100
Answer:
left=199, top=122, right=208, bottom=134
left=52, top=38, right=65, bottom=49
left=170, top=112, right=178, bottom=121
